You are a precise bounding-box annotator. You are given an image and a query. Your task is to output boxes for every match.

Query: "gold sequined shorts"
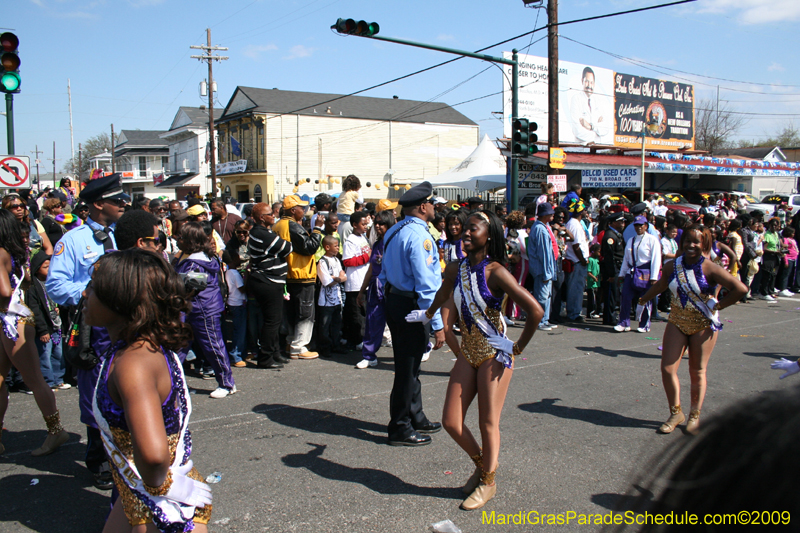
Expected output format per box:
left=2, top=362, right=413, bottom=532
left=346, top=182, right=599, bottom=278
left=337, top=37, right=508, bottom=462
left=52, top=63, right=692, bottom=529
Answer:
left=668, top=305, right=711, bottom=336
left=459, top=315, right=511, bottom=369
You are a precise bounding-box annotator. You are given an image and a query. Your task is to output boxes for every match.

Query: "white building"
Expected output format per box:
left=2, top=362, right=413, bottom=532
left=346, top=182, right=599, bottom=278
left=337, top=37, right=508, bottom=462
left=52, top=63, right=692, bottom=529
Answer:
left=113, top=130, right=169, bottom=200
left=158, top=107, right=213, bottom=200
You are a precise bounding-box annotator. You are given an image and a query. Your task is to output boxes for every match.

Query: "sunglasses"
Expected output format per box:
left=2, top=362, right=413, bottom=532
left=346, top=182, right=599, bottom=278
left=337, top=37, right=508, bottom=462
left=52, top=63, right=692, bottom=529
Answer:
left=7, top=203, right=24, bottom=209
left=235, top=230, right=250, bottom=236
left=104, top=198, right=127, bottom=207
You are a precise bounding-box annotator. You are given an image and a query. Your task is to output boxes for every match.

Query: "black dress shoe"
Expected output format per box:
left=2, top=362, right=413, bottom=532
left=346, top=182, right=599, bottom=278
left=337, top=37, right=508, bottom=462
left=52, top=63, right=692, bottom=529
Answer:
left=257, top=360, right=284, bottom=369
left=388, top=432, right=432, bottom=446
left=93, top=470, right=114, bottom=491
left=274, top=353, right=291, bottom=364
left=415, top=421, right=442, bottom=434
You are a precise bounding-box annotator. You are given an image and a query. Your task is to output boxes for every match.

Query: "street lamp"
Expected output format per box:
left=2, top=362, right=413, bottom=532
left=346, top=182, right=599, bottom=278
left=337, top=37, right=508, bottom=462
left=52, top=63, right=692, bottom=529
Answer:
left=640, top=118, right=659, bottom=203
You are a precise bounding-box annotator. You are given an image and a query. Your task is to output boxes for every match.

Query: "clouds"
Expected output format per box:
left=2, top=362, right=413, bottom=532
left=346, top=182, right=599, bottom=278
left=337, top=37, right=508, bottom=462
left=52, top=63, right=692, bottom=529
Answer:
left=697, top=0, right=800, bottom=24
left=283, top=45, right=315, bottom=60
left=243, top=44, right=278, bottom=60
left=767, top=62, right=785, bottom=72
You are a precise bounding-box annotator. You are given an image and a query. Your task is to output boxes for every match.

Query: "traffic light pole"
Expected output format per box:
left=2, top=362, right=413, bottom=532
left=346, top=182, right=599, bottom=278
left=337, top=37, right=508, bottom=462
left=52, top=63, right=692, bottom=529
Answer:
left=354, top=33, right=521, bottom=209
left=5, top=94, right=13, bottom=154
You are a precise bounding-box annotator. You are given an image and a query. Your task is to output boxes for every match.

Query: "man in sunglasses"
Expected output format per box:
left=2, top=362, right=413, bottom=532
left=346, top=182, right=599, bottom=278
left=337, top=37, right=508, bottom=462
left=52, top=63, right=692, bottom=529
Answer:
left=45, top=172, right=129, bottom=490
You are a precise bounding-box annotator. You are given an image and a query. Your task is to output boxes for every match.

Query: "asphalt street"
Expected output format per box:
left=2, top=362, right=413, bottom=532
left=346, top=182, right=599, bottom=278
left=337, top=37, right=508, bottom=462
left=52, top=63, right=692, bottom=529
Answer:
left=1, top=296, right=799, bottom=533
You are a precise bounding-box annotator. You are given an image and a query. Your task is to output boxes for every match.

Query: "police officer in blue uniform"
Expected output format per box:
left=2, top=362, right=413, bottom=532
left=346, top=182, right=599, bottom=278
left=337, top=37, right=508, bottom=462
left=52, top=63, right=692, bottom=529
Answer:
left=379, top=181, right=445, bottom=446
left=46, top=173, right=128, bottom=489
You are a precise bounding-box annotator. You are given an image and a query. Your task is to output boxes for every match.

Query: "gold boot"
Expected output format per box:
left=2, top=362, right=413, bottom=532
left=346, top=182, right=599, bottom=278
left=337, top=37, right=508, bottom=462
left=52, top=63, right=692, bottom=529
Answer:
left=462, top=452, right=483, bottom=494
left=461, top=470, right=497, bottom=511
left=31, top=410, right=68, bottom=457
left=657, top=405, right=685, bottom=434
left=686, top=408, right=701, bottom=435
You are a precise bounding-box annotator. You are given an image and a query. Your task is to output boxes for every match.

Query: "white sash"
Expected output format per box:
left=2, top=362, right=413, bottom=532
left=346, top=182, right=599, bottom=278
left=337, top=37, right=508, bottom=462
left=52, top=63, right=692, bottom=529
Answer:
left=455, top=259, right=512, bottom=368
left=92, top=348, right=196, bottom=531
left=675, top=256, right=722, bottom=331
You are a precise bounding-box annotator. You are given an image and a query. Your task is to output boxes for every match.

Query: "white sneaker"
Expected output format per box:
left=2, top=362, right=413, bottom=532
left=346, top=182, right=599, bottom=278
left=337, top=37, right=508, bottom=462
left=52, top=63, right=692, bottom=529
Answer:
left=637, top=327, right=650, bottom=333
left=355, top=342, right=364, bottom=350
left=210, top=385, right=237, bottom=399
left=779, top=289, right=794, bottom=298
left=614, top=324, right=631, bottom=332
left=538, top=324, right=553, bottom=331
left=545, top=322, right=558, bottom=329
left=356, top=358, right=378, bottom=369
left=421, top=349, right=431, bottom=362
left=503, top=316, right=514, bottom=326
left=381, top=338, right=393, bottom=348
left=759, top=294, right=776, bottom=302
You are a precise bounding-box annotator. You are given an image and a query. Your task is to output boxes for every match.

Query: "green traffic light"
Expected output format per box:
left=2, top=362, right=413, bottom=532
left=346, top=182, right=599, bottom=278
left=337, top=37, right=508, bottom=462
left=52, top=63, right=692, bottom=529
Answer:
left=1, top=71, right=20, bottom=92
left=332, top=18, right=379, bottom=36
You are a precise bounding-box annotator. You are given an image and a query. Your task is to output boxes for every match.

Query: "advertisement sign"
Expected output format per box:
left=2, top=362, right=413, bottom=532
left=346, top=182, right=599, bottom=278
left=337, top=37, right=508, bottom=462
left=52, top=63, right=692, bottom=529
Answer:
left=502, top=52, right=694, bottom=151
left=217, top=159, right=248, bottom=175
left=548, top=174, right=567, bottom=192
left=549, top=147, right=566, bottom=169
left=581, top=168, right=641, bottom=189
left=613, top=73, right=694, bottom=150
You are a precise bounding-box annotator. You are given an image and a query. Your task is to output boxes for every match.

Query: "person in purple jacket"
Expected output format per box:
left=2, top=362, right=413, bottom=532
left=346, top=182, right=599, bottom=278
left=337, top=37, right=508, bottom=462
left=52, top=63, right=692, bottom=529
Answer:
left=175, top=222, right=235, bottom=398
left=356, top=208, right=396, bottom=369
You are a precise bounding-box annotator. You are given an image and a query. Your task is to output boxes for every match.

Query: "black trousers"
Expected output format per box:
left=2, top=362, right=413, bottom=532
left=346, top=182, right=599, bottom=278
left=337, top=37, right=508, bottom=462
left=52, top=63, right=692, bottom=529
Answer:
left=248, top=277, right=285, bottom=364
left=586, top=287, right=601, bottom=316
left=85, top=426, right=107, bottom=473
left=602, top=278, right=619, bottom=325
left=342, top=291, right=365, bottom=345
left=760, top=252, right=780, bottom=296
left=385, top=292, right=430, bottom=440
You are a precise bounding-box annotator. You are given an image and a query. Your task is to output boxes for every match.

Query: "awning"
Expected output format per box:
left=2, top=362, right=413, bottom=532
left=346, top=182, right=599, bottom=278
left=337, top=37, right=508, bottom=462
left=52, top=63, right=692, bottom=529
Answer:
left=155, top=173, right=198, bottom=188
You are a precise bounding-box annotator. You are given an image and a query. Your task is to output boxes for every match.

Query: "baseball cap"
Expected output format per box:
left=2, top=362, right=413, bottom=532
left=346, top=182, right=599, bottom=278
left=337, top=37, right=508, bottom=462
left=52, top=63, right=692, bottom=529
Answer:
left=376, top=199, right=399, bottom=213
left=283, top=195, right=309, bottom=210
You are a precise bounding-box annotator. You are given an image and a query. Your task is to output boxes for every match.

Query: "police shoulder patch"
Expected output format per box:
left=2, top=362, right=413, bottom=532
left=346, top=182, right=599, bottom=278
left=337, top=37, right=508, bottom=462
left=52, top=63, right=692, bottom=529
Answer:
left=607, top=238, right=614, bottom=245
left=54, top=242, right=65, bottom=256
left=423, top=239, right=433, bottom=251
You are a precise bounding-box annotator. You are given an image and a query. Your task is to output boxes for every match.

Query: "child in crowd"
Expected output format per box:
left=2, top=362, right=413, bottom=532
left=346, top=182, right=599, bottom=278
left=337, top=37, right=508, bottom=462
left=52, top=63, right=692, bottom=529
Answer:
left=317, top=235, right=347, bottom=358
left=586, top=244, right=602, bottom=319
left=777, top=227, right=798, bottom=297
left=336, top=175, right=364, bottom=223
left=341, top=211, right=371, bottom=351
left=224, top=254, right=247, bottom=367
left=26, top=253, right=69, bottom=390
left=661, top=224, right=679, bottom=262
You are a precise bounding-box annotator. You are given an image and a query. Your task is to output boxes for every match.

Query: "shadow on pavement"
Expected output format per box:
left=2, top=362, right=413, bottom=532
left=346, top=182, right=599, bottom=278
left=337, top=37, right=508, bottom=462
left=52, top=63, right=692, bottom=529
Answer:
left=743, top=351, right=791, bottom=359
left=253, top=403, right=387, bottom=445
left=282, top=443, right=462, bottom=499
left=591, top=484, right=654, bottom=511
left=519, top=399, right=661, bottom=429
left=575, top=345, right=661, bottom=359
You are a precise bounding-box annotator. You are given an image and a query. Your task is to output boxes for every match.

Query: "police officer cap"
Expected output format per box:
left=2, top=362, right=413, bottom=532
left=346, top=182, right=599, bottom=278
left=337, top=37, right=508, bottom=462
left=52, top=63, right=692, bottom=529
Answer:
left=607, top=212, right=625, bottom=223
left=466, top=196, right=483, bottom=205
left=79, top=173, right=130, bottom=203
left=398, top=181, right=433, bottom=207
left=630, top=202, right=648, bottom=215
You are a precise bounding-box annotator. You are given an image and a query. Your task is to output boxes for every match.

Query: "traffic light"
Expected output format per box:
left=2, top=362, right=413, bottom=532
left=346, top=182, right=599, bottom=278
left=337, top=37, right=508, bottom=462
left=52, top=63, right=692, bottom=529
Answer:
left=0, top=32, right=20, bottom=93
left=332, top=18, right=380, bottom=37
left=512, top=118, right=539, bottom=156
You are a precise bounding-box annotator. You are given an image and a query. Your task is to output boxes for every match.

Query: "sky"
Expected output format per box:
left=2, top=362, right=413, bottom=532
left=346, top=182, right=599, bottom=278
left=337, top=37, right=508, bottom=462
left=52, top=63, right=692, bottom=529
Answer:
left=2, top=0, right=799, bottom=175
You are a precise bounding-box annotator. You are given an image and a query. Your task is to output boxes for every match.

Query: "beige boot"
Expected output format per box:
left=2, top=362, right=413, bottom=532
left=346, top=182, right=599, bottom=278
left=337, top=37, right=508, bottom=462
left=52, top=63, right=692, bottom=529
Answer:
left=686, top=408, right=701, bottom=435
left=461, top=470, right=497, bottom=511
left=462, top=452, right=483, bottom=494
left=31, top=410, right=69, bottom=457
left=657, top=405, right=685, bottom=434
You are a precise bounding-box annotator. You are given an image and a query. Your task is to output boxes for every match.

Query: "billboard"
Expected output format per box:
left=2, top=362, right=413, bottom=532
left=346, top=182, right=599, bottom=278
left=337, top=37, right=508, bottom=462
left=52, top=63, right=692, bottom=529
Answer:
left=503, top=52, right=694, bottom=151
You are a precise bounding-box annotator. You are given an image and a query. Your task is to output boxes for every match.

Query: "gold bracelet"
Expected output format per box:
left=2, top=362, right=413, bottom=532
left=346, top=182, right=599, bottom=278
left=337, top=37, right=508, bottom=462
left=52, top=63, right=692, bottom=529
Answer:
left=512, top=342, right=523, bottom=356
left=143, top=469, right=174, bottom=497
left=425, top=309, right=435, bottom=320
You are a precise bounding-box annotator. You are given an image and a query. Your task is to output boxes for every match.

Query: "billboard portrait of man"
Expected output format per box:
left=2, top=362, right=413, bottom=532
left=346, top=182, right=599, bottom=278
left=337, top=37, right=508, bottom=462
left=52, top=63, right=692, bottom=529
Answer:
left=568, top=66, right=613, bottom=145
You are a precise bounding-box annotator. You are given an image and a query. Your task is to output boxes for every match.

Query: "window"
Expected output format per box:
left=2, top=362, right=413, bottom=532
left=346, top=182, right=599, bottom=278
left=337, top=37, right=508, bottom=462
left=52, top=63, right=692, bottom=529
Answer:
left=162, top=156, right=169, bottom=170
left=792, top=196, right=800, bottom=207
left=138, top=156, right=147, bottom=177
left=254, top=184, right=262, bottom=202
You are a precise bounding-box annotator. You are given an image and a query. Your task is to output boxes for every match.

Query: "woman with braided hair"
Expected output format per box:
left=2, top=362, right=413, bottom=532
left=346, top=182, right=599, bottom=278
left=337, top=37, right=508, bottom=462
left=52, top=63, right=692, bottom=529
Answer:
left=406, top=209, right=543, bottom=510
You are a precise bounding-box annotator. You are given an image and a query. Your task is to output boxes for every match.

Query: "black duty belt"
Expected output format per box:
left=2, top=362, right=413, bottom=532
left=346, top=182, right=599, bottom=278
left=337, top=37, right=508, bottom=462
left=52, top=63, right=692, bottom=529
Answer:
left=386, top=283, right=417, bottom=300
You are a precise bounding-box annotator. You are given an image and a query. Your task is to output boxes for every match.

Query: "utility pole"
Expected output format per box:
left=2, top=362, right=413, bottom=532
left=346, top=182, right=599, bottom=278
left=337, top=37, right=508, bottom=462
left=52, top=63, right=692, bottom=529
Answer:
left=77, top=143, right=82, bottom=184
left=31, top=145, right=42, bottom=192
left=191, top=29, right=229, bottom=197
left=547, top=0, right=559, bottom=177
left=68, top=78, right=75, bottom=166
left=50, top=141, right=57, bottom=189
left=111, top=124, right=115, bottom=173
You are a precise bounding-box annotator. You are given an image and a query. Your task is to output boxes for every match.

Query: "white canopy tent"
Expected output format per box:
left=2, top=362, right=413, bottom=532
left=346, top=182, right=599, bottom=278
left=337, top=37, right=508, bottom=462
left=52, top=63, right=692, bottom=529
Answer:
left=429, top=134, right=508, bottom=192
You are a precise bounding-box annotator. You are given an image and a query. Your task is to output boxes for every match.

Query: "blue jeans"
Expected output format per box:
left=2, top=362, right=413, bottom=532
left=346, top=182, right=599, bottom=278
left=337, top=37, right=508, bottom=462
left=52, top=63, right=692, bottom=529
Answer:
left=566, top=262, right=587, bottom=320
left=36, top=336, right=65, bottom=386
left=225, top=305, right=247, bottom=363
left=532, top=276, right=552, bottom=327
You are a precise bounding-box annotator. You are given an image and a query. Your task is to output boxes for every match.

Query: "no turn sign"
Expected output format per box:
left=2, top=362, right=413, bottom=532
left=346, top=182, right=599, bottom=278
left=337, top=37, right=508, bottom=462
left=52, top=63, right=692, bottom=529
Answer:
left=0, top=155, right=30, bottom=189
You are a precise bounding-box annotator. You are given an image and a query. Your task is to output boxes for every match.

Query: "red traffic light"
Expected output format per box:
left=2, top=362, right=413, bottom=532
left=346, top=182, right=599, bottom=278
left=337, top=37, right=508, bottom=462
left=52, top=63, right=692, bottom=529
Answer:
left=1, top=32, right=19, bottom=53
left=1, top=52, right=20, bottom=72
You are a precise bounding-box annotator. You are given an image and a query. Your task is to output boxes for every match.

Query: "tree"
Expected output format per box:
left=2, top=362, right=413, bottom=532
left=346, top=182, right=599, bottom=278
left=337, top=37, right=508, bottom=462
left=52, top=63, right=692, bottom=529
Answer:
left=694, top=98, right=748, bottom=154
left=62, top=132, right=112, bottom=181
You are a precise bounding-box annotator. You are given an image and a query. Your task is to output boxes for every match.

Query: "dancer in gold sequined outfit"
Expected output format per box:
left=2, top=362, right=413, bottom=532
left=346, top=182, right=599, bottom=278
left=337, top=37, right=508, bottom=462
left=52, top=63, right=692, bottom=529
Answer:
left=639, top=225, right=746, bottom=435
left=0, top=209, right=68, bottom=457
left=407, top=210, right=543, bottom=511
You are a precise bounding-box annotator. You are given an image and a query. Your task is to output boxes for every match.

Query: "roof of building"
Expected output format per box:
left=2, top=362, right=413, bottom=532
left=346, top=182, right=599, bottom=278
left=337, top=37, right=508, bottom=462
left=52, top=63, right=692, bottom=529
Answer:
left=219, top=86, right=477, bottom=126
left=116, top=130, right=169, bottom=148
left=168, top=107, right=210, bottom=131
left=713, top=146, right=782, bottom=160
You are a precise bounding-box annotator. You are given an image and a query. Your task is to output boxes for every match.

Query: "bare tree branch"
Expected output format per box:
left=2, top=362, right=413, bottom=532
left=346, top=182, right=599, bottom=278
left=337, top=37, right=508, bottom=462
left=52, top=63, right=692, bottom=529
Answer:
left=694, top=98, right=748, bottom=154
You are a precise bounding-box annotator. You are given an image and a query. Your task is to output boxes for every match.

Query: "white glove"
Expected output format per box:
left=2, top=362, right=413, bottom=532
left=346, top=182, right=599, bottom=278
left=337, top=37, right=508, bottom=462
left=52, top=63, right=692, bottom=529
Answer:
left=771, top=358, right=800, bottom=380
left=164, top=460, right=212, bottom=507
left=486, top=335, right=514, bottom=354
left=635, top=304, right=645, bottom=321
left=405, top=309, right=431, bottom=324
left=707, top=297, right=719, bottom=312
